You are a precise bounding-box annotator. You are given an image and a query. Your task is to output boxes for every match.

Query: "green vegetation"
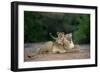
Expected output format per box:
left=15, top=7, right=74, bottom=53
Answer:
left=24, top=11, right=90, bottom=44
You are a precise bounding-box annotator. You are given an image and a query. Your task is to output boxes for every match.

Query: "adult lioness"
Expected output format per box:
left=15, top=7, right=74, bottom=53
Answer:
left=63, top=33, right=80, bottom=52
left=63, top=33, right=74, bottom=50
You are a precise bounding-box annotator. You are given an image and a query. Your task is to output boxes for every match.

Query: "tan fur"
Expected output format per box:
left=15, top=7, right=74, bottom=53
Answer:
left=38, top=41, right=53, bottom=54
left=63, top=33, right=75, bottom=50
left=49, top=32, right=64, bottom=45
left=63, top=33, right=80, bottom=52
left=33, top=32, right=80, bottom=55
left=28, top=32, right=80, bottom=58
left=52, top=42, right=66, bottom=53
left=37, top=32, right=80, bottom=54
left=38, top=32, right=66, bottom=54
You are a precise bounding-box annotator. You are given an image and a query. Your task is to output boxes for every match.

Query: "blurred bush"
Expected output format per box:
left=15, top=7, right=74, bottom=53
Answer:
left=24, top=11, right=90, bottom=44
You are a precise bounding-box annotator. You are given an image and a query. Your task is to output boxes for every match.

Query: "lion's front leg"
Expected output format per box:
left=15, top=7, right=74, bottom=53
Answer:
left=72, top=45, right=80, bottom=52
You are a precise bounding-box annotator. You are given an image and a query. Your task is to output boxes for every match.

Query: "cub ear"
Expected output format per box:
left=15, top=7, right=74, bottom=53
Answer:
left=62, top=32, right=64, bottom=34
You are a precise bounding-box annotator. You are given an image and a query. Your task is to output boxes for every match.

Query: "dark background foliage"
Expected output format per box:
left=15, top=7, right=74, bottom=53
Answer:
left=24, top=11, right=90, bottom=44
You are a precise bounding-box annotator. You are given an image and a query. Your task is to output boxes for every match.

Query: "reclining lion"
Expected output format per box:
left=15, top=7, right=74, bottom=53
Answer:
left=37, top=32, right=80, bottom=54
left=27, top=32, right=80, bottom=58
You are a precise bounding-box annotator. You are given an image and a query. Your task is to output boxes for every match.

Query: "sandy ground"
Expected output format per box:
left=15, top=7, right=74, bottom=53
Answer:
left=24, top=43, right=90, bottom=62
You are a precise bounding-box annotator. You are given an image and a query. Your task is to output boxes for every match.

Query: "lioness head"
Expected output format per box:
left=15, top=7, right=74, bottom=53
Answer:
left=65, top=33, right=72, bottom=42
left=64, top=33, right=74, bottom=49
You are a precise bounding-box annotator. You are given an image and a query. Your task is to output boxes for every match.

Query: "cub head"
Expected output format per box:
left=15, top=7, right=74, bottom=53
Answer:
left=56, top=32, right=65, bottom=45
left=57, top=32, right=65, bottom=39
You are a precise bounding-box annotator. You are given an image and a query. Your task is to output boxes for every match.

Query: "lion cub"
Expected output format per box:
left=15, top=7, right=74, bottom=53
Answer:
left=38, top=32, right=66, bottom=54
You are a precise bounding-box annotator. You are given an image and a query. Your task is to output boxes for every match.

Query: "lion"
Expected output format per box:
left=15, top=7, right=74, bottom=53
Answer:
left=49, top=32, right=65, bottom=46
left=37, top=41, right=53, bottom=54
left=27, top=32, right=80, bottom=58
left=38, top=32, right=66, bottom=54
left=27, top=41, right=54, bottom=58
left=27, top=32, right=66, bottom=58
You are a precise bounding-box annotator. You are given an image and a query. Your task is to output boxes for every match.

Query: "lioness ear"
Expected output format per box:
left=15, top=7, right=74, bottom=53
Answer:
left=69, top=33, right=72, bottom=37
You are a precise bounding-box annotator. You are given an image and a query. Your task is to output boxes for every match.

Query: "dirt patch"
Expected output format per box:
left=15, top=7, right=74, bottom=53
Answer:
left=24, top=44, right=90, bottom=62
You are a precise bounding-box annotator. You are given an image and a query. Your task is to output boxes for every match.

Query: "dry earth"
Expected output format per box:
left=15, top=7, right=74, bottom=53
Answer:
left=24, top=43, right=90, bottom=62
